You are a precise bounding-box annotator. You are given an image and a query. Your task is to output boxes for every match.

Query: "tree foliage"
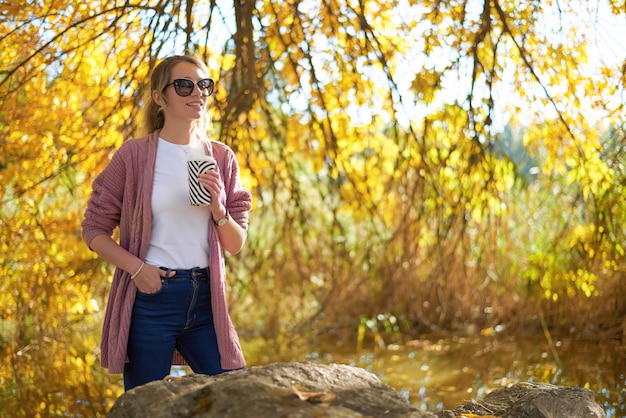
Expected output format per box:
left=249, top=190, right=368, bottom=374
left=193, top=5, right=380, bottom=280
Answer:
left=1, top=0, right=624, bottom=415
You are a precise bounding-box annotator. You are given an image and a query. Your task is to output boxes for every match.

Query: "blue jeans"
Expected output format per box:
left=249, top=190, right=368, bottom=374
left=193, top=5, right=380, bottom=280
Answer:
left=123, top=267, right=228, bottom=391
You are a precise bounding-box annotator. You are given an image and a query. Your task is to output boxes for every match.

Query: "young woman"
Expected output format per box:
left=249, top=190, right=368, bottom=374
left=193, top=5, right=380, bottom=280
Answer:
left=82, top=55, right=252, bottom=390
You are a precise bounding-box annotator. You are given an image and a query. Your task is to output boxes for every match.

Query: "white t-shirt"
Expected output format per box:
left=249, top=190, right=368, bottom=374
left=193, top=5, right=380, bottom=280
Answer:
left=144, top=138, right=211, bottom=269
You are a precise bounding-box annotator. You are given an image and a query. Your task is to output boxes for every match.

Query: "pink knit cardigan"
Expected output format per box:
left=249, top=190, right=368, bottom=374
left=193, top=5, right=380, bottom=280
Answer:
left=82, top=130, right=252, bottom=374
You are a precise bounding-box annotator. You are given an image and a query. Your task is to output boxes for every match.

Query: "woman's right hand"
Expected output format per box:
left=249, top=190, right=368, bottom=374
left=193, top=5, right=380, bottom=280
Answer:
left=132, top=263, right=173, bottom=294
left=87, top=235, right=175, bottom=294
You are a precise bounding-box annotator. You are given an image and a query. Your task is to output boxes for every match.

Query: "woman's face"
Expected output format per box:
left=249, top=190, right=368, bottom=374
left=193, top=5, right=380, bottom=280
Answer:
left=159, top=61, right=211, bottom=124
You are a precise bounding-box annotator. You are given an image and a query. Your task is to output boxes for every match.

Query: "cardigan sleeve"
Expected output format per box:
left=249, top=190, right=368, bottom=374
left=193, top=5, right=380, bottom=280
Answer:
left=220, top=144, right=252, bottom=230
left=81, top=144, right=129, bottom=248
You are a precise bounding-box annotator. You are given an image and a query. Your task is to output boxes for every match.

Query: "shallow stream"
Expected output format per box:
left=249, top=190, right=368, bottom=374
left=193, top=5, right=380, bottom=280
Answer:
left=296, top=334, right=625, bottom=417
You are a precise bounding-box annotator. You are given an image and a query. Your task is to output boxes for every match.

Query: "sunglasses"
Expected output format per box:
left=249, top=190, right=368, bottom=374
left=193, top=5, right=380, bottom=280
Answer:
left=164, top=78, right=215, bottom=97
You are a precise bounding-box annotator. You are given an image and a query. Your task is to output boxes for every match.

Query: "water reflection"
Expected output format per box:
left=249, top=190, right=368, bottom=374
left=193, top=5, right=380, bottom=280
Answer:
left=300, top=335, right=625, bottom=417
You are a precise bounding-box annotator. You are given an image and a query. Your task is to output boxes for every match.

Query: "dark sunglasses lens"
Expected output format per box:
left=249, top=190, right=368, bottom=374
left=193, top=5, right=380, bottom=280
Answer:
left=173, top=79, right=194, bottom=96
left=198, top=79, right=214, bottom=95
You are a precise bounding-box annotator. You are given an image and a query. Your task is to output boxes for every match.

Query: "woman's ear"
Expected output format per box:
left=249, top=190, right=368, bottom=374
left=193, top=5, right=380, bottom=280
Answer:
left=152, top=90, right=165, bottom=107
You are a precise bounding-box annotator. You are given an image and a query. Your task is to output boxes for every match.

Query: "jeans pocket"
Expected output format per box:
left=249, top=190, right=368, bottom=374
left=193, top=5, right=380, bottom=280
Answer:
left=137, top=280, right=166, bottom=296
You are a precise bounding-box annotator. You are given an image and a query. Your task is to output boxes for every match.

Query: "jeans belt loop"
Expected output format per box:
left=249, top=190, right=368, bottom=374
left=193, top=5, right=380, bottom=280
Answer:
left=162, top=267, right=174, bottom=285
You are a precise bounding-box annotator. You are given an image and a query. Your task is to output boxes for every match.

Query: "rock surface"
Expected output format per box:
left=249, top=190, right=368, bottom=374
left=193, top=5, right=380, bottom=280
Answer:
left=436, top=381, right=606, bottom=418
left=107, top=362, right=606, bottom=418
left=108, top=362, right=432, bottom=418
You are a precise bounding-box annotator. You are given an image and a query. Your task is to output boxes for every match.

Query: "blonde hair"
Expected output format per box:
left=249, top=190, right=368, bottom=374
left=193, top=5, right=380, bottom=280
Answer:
left=142, top=55, right=212, bottom=147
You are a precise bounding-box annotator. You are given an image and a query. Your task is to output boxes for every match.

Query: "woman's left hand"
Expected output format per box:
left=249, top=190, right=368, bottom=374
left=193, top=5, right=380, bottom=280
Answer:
left=199, top=166, right=225, bottom=214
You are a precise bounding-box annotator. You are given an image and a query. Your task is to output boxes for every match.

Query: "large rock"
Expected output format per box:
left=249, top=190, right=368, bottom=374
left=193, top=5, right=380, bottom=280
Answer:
left=107, top=362, right=434, bottom=418
left=108, top=362, right=606, bottom=418
left=436, top=381, right=606, bottom=418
